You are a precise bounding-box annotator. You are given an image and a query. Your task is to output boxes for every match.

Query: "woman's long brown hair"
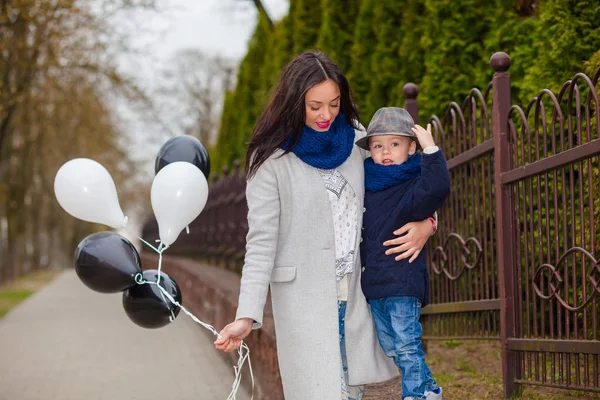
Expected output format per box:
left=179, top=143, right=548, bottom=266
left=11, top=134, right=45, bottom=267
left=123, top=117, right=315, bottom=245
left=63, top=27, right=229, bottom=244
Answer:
left=245, top=51, right=360, bottom=179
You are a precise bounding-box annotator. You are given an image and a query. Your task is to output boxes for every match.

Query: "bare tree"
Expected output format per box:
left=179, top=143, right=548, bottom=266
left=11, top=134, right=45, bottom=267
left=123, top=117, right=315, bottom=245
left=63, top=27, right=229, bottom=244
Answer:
left=158, top=49, right=236, bottom=146
left=0, top=0, right=162, bottom=283
left=251, top=0, right=274, bottom=28
left=221, top=0, right=276, bottom=29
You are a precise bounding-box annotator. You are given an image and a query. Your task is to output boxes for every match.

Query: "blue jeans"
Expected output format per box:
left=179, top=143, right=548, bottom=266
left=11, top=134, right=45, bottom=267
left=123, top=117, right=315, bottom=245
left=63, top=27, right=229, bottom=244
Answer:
left=369, top=296, right=439, bottom=400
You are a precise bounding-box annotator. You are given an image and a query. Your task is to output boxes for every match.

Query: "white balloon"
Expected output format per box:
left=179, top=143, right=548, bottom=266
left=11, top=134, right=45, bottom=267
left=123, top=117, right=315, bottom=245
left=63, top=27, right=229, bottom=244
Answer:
left=151, top=161, right=209, bottom=246
left=54, top=158, right=127, bottom=229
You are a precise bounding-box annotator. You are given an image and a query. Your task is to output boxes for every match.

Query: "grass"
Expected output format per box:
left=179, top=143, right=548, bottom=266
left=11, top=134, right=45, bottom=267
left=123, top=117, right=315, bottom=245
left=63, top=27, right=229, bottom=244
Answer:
left=0, top=290, right=33, bottom=318
left=444, top=339, right=463, bottom=348
left=0, top=270, right=61, bottom=319
left=455, top=358, right=477, bottom=377
left=364, top=340, right=600, bottom=399
left=433, top=372, right=455, bottom=387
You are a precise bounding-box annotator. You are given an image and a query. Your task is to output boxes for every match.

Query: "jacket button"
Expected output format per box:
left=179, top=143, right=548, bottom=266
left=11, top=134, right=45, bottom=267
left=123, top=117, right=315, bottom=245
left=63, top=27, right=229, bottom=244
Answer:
left=363, top=207, right=366, bottom=213
left=360, top=237, right=363, bottom=243
left=362, top=267, right=365, bottom=272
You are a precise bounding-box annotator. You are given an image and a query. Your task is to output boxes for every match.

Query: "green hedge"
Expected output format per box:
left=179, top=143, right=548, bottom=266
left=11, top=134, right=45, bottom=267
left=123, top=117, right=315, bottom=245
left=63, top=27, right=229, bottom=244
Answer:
left=213, top=0, right=600, bottom=172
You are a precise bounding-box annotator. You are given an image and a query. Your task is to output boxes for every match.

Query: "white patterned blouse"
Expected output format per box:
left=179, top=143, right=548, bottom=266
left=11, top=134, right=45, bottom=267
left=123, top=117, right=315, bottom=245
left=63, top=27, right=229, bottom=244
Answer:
left=318, top=168, right=359, bottom=301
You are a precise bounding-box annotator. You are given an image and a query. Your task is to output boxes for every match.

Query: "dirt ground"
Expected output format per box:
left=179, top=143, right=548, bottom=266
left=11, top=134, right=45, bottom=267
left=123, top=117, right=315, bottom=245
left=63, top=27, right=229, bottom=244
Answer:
left=363, top=340, right=600, bottom=400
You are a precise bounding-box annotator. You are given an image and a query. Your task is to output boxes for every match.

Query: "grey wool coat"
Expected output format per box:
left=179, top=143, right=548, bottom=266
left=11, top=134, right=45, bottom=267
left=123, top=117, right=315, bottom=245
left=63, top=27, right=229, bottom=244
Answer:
left=236, top=128, right=399, bottom=400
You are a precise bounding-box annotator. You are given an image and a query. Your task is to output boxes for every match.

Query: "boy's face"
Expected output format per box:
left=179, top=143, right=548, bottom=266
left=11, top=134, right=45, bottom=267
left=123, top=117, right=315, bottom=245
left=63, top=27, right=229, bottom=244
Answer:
left=369, top=135, right=416, bottom=165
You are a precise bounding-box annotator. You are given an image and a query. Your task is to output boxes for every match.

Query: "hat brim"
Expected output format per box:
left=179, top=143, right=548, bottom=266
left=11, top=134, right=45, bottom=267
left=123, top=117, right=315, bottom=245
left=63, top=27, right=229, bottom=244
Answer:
left=354, top=132, right=416, bottom=150
left=355, top=136, right=370, bottom=150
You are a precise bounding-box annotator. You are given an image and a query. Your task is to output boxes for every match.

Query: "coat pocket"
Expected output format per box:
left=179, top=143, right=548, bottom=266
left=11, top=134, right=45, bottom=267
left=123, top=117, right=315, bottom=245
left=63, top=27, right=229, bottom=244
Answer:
left=270, top=266, right=297, bottom=283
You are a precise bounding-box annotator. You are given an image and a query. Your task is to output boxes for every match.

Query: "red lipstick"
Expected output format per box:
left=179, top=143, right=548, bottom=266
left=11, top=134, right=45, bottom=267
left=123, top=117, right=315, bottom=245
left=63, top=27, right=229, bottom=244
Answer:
left=316, top=121, right=330, bottom=129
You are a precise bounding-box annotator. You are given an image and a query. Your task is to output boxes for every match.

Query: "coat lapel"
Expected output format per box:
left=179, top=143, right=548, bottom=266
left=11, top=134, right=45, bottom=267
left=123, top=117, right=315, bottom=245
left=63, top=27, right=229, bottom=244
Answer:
left=338, top=144, right=365, bottom=205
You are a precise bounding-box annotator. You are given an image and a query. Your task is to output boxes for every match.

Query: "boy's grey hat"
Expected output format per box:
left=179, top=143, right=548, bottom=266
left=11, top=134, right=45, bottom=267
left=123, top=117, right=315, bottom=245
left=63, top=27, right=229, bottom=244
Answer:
left=355, top=107, right=416, bottom=150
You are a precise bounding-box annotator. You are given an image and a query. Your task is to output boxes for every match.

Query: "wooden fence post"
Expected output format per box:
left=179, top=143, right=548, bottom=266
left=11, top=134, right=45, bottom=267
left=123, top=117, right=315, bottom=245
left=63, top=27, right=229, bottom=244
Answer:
left=491, top=52, right=521, bottom=399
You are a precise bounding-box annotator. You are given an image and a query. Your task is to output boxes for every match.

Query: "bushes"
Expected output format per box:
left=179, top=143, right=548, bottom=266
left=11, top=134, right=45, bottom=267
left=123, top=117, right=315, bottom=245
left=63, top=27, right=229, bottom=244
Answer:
left=212, top=0, right=600, bottom=173
left=213, top=11, right=271, bottom=169
left=347, top=0, right=377, bottom=117
left=317, top=0, right=360, bottom=74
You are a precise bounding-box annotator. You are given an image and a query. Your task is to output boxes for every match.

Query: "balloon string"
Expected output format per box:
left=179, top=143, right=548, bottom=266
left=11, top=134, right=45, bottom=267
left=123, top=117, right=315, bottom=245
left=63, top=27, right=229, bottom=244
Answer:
left=155, top=248, right=175, bottom=321
left=156, top=242, right=164, bottom=286
left=137, top=237, right=254, bottom=400
left=138, top=237, right=172, bottom=317
left=139, top=237, right=160, bottom=252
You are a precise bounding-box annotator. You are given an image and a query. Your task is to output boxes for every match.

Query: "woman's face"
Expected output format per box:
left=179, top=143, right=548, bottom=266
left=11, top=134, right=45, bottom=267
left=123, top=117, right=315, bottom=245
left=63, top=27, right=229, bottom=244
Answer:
left=304, top=79, right=341, bottom=132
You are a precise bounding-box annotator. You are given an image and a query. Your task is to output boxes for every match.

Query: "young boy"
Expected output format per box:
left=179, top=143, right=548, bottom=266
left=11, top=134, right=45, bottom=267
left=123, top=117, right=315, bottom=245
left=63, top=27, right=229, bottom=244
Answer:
left=355, top=107, right=451, bottom=400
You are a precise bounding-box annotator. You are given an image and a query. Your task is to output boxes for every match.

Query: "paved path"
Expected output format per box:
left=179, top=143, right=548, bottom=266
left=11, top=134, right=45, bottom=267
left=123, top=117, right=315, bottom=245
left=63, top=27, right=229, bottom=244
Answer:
left=0, top=269, right=250, bottom=400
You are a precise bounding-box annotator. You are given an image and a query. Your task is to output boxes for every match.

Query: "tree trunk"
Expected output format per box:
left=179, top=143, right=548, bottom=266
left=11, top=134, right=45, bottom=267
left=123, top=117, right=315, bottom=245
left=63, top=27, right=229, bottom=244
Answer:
left=250, top=0, right=274, bottom=29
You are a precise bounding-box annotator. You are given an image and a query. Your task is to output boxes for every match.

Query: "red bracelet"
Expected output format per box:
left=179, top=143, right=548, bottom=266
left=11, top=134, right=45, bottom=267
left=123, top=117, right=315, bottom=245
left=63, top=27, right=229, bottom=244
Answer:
left=428, top=217, right=437, bottom=234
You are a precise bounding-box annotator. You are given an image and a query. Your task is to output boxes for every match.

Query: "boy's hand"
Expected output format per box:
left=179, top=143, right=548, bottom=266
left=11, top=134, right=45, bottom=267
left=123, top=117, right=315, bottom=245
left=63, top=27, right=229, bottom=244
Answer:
left=411, top=123, right=436, bottom=149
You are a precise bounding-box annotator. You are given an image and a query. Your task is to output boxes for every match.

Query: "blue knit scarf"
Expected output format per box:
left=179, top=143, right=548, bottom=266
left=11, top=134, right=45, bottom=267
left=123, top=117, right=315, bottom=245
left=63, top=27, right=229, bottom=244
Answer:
left=364, top=153, right=422, bottom=192
left=282, top=113, right=355, bottom=170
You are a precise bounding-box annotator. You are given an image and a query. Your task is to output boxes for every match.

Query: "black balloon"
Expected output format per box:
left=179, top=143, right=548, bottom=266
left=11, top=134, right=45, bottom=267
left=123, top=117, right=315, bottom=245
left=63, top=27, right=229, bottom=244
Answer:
left=73, top=232, right=142, bottom=294
left=154, top=135, right=210, bottom=179
left=122, top=270, right=182, bottom=329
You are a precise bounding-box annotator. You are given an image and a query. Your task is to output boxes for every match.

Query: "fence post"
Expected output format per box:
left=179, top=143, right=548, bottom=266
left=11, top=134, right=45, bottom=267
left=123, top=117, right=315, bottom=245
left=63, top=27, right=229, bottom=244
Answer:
left=403, top=83, right=419, bottom=124
left=491, top=52, right=520, bottom=399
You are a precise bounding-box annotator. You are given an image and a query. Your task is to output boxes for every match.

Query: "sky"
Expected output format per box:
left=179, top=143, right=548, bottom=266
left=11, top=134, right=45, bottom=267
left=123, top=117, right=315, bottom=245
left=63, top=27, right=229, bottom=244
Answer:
left=111, top=0, right=289, bottom=241
left=113, top=0, right=289, bottom=159
left=118, top=0, right=289, bottom=81
left=154, top=0, right=289, bottom=59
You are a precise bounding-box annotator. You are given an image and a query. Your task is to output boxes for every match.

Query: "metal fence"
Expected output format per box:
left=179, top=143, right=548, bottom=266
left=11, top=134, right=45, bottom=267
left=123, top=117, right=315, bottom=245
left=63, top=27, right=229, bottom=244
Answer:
left=418, top=77, right=501, bottom=342
left=142, top=52, right=600, bottom=397
left=502, top=61, right=600, bottom=394
left=418, top=52, right=600, bottom=396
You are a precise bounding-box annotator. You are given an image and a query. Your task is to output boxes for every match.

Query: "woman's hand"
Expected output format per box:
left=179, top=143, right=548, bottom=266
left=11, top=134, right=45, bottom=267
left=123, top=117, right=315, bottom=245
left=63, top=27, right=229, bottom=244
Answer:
left=214, top=318, right=253, bottom=352
left=383, top=219, right=434, bottom=263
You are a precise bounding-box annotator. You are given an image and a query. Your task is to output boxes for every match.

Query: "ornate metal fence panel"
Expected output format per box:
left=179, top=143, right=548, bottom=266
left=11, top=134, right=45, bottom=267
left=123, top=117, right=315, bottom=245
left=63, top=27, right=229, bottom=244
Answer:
left=501, top=63, right=600, bottom=393
left=417, top=81, right=501, bottom=340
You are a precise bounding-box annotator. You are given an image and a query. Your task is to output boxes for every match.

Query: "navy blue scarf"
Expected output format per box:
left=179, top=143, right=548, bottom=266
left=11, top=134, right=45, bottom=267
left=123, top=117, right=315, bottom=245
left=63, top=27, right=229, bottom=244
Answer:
left=282, top=114, right=355, bottom=170
left=364, top=153, right=422, bottom=192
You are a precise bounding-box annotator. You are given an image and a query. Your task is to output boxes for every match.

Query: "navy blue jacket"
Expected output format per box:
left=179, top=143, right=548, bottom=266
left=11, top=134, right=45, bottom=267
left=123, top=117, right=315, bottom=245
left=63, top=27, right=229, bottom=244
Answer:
left=360, top=150, right=451, bottom=306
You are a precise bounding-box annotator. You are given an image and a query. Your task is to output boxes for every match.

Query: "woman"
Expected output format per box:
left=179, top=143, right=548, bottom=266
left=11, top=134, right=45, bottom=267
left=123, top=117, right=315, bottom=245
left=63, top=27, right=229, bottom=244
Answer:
left=215, top=51, right=435, bottom=399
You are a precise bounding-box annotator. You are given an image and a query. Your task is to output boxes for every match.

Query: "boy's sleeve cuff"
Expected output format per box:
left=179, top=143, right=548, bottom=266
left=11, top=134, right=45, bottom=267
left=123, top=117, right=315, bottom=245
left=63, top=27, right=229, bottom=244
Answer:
left=422, top=145, right=440, bottom=154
